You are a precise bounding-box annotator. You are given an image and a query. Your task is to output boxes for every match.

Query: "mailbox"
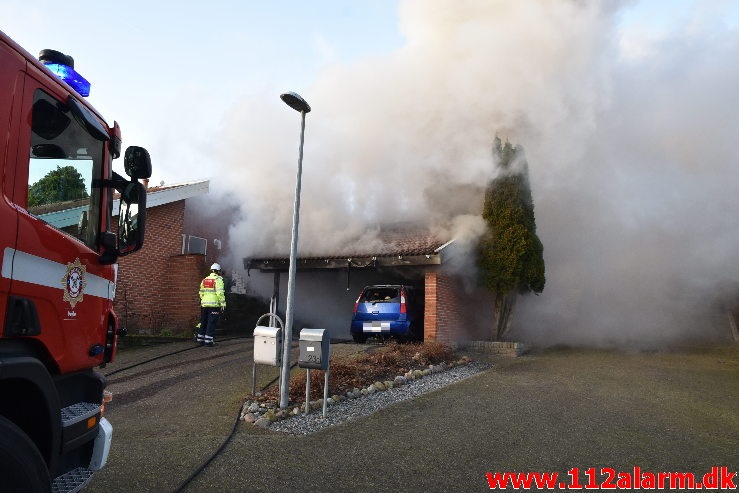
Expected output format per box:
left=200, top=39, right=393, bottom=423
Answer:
left=298, top=328, right=330, bottom=370
left=253, top=326, right=282, bottom=366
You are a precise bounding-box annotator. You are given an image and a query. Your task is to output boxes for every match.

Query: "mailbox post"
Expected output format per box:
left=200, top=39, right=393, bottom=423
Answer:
left=252, top=313, right=284, bottom=396
left=298, top=328, right=330, bottom=417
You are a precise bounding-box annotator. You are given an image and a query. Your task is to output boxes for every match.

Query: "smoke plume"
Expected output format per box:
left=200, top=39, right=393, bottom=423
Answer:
left=211, top=0, right=738, bottom=346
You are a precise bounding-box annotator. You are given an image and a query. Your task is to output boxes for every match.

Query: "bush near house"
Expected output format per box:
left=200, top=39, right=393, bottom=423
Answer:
left=119, top=293, right=270, bottom=340
left=217, top=293, right=271, bottom=336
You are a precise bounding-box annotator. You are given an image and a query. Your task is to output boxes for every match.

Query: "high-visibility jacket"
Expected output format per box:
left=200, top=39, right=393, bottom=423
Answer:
left=199, top=273, right=226, bottom=309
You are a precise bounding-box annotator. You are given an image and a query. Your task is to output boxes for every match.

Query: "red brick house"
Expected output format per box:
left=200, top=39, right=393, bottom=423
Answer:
left=51, top=180, right=495, bottom=343
left=113, top=180, right=226, bottom=334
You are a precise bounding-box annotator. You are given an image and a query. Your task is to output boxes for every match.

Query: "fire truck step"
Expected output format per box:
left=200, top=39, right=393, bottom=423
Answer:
left=60, top=402, right=100, bottom=427
left=51, top=467, right=93, bottom=493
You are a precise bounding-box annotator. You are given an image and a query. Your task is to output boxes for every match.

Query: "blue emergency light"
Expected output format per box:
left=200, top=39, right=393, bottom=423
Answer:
left=39, top=49, right=91, bottom=97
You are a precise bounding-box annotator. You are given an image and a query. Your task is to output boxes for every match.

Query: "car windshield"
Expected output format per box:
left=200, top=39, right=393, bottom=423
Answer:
left=360, top=288, right=400, bottom=303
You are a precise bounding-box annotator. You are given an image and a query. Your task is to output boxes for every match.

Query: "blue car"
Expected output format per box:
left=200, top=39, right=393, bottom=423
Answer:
left=350, top=285, right=423, bottom=343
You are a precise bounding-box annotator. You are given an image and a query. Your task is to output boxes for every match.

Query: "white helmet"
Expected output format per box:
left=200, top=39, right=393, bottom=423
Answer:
left=210, top=263, right=221, bottom=271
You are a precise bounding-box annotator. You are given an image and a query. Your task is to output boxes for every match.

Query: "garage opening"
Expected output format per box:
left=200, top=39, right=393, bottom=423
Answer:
left=243, top=228, right=458, bottom=342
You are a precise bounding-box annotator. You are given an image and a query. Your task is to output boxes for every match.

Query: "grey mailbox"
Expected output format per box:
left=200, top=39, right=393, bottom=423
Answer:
left=298, top=328, right=330, bottom=370
left=253, top=326, right=282, bottom=366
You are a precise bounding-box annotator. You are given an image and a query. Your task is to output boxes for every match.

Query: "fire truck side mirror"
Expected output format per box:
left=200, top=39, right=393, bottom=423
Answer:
left=117, top=181, right=147, bottom=256
left=124, top=146, right=152, bottom=180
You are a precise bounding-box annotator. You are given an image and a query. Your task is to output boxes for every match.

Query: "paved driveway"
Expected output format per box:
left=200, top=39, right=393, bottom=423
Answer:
left=87, top=339, right=738, bottom=492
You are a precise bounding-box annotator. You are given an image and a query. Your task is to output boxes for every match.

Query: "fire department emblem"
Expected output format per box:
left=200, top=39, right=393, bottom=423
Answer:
left=61, top=258, right=87, bottom=308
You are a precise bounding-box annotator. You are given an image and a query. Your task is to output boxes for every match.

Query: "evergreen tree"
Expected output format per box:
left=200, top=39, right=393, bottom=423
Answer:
left=477, top=137, right=545, bottom=339
left=28, top=165, right=88, bottom=207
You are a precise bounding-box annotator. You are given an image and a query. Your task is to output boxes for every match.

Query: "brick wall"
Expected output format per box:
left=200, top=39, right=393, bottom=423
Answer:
left=424, top=271, right=463, bottom=343
left=424, top=271, right=494, bottom=343
left=114, top=200, right=205, bottom=333
left=424, top=272, right=438, bottom=341
left=161, top=254, right=206, bottom=331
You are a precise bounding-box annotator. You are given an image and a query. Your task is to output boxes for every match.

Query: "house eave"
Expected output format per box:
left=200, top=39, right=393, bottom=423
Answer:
left=244, top=253, right=442, bottom=273
left=113, top=179, right=209, bottom=215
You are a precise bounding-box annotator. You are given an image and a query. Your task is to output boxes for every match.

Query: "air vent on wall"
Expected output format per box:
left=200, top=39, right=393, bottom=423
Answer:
left=183, top=235, right=207, bottom=255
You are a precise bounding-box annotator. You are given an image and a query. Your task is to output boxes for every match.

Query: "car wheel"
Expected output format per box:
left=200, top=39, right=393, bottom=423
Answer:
left=0, top=416, right=51, bottom=493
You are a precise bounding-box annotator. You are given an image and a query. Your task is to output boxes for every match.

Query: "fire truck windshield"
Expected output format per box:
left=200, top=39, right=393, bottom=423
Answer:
left=27, top=89, right=104, bottom=250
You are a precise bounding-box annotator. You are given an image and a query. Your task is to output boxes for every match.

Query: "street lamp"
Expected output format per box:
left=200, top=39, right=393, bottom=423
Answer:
left=279, top=91, right=311, bottom=409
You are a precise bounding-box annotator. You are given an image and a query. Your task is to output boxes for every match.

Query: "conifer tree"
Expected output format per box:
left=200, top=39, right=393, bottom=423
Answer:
left=477, top=137, right=545, bottom=339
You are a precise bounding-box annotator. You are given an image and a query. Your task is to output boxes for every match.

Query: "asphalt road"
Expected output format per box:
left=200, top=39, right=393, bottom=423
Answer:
left=87, top=339, right=738, bottom=492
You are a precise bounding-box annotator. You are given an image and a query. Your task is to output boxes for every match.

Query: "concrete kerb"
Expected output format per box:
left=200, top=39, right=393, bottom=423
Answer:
left=455, top=340, right=529, bottom=357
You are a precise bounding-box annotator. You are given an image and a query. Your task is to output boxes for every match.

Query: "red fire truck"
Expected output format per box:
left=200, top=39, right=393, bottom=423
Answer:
left=0, top=30, right=150, bottom=492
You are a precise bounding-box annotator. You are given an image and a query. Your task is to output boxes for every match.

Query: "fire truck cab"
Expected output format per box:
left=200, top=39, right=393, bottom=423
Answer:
left=0, top=30, right=150, bottom=492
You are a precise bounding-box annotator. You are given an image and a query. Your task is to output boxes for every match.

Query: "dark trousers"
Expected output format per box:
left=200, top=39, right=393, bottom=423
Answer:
left=197, top=307, right=220, bottom=343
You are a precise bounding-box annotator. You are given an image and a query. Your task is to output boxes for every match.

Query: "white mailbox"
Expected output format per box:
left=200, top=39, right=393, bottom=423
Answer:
left=253, top=326, right=282, bottom=366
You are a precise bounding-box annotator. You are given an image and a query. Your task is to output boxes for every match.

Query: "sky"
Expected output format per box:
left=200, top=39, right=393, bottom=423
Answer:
left=3, top=0, right=738, bottom=347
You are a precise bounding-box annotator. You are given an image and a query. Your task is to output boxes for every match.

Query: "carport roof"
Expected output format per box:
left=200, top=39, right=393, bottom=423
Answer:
left=244, top=228, right=453, bottom=272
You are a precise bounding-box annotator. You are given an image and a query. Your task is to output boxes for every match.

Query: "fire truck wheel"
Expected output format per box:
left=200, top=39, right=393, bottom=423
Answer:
left=0, top=416, right=51, bottom=493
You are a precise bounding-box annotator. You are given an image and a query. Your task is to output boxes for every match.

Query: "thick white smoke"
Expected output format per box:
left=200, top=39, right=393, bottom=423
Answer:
left=212, top=0, right=738, bottom=346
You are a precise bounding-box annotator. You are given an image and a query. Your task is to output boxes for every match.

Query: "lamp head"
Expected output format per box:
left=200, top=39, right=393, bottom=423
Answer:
left=280, top=92, right=311, bottom=113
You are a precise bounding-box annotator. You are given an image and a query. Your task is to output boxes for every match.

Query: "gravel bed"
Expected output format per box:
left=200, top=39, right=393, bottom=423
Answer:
left=269, top=361, right=492, bottom=435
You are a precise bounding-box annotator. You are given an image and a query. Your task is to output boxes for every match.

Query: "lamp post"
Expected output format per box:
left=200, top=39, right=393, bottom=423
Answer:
left=279, top=91, right=311, bottom=409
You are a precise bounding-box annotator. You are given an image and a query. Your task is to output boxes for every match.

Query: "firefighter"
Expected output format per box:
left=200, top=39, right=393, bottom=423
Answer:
left=196, top=263, right=226, bottom=346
